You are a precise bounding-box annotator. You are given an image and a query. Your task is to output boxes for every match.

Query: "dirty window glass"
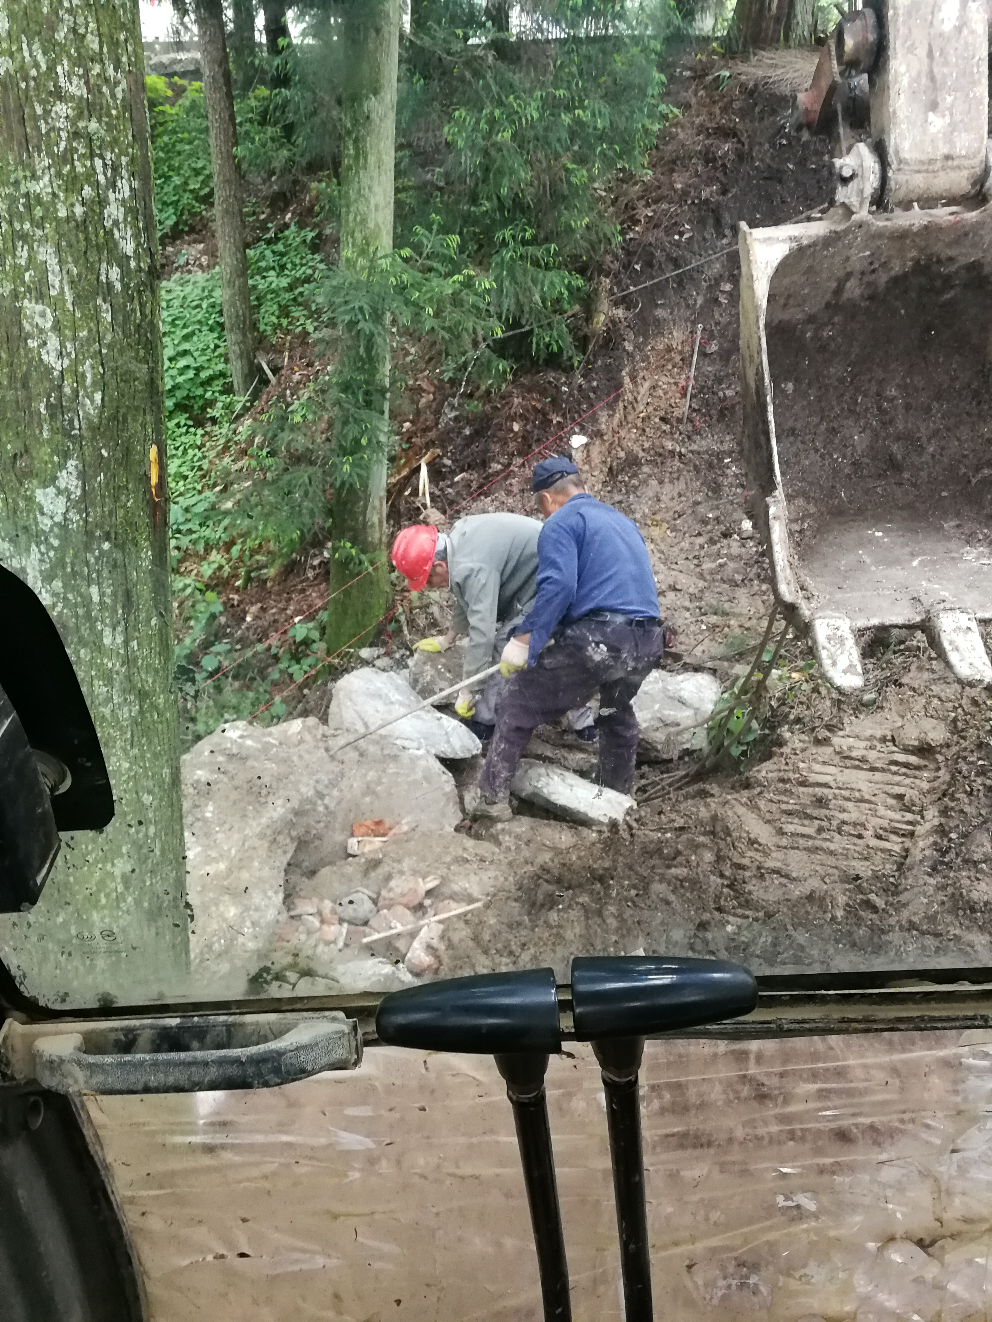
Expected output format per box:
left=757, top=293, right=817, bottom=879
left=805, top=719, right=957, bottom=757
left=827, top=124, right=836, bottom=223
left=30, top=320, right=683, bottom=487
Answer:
left=88, top=1029, right=992, bottom=1318
left=2, top=1, right=991, bottom=1010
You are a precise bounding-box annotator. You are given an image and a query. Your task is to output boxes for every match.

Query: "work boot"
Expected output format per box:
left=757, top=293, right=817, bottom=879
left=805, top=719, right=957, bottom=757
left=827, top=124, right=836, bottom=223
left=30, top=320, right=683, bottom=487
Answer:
left=471, top=794, right=513, bottom=823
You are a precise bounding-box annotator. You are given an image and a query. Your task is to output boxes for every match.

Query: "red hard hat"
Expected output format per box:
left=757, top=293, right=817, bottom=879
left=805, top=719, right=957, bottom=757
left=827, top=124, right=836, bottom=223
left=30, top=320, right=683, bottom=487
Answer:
left=391, top=524, right=439, bottom=592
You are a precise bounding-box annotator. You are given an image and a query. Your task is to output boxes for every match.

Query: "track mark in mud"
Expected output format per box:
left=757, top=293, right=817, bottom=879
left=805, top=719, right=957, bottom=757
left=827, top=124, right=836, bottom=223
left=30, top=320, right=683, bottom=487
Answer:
left=719, top=736, right=945, bottom=884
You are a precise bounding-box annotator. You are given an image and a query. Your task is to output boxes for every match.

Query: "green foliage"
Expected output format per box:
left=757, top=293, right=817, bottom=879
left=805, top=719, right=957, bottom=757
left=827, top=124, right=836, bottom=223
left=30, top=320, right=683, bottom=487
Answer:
left=148, top=80, right=214, bottom=238
left=148, top=77, right=315, bottom=241
left=322, top=228, right=504, bottom=489
left=248, top=223, right=325, bottom=338
left=207, top=225, right=505, bottom=566
left=708, top=648, right=818, bottom=762
left=172, top=587, right=334, bottom=748
left=162, top=224, right=326, bottom=423
left=397, top=0, right=679, bottom=360
left=161, top=272, right=230, bottom=420
left=233, top=377, right=334, bottom=563
left=162, top=226, right=328, bottom=585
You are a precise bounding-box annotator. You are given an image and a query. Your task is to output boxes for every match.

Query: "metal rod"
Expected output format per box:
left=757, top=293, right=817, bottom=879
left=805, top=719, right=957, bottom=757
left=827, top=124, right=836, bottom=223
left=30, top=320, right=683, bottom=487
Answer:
left=494, top=1053, right=572, bottom=1322
left=593, top=1038, right=652, bottom=1322
left=682, top=324, right=703, bottom=427
left=328, top=663, right=501, bottom=754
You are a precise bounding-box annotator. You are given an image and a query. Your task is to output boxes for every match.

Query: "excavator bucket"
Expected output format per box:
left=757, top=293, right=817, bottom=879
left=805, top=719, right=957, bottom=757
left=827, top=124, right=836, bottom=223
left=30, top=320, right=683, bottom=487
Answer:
left=739, top=0, right=992, bottom=691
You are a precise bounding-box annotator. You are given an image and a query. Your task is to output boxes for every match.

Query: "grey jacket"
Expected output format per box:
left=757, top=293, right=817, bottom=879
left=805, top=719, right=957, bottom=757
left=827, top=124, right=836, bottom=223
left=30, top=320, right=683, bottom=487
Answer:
left=447, top=513, right=541, bottom=678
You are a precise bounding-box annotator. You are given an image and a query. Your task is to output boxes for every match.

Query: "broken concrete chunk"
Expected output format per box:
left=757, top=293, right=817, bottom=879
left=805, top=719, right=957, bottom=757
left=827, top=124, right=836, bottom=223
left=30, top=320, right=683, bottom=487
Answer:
left=405, top=921, right=444, bottom=976
left=378, top=875, right=427, bottom=910
left=511, top=759, right=634, bottom=826
left=336, top=890, right=377, bottom=926
left=334, top=957, right=416, bottom=993
left=328, top=667, right=480, bottom=758
left=184, top=717, right=461, bottom=994
left=347, top=836, right=386, bottom=857
left=632, top=670, right=723, bottom=761
left=368, top=905, right=415, bottom=934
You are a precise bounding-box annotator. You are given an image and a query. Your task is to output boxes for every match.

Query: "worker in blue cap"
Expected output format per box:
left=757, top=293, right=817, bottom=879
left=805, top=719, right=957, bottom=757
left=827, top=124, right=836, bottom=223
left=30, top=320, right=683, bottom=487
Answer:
left=472, top=456, right=670, bottom=821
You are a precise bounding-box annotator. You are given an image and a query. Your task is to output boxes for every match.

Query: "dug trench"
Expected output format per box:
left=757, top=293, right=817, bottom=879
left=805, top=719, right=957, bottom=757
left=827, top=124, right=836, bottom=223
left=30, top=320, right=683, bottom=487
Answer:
left=204, top=59, right=992, bottom=994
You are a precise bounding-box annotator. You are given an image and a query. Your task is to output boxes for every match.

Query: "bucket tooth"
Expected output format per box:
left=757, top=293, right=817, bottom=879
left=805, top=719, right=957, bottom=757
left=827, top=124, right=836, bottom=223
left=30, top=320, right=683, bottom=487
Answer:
left=810, top=616, right=864, bottom=692
left=927, top=610, right=992, bottom=687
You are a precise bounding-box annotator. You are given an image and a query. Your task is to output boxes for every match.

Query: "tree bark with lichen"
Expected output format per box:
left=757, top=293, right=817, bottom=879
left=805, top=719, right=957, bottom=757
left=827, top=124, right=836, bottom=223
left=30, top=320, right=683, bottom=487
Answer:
left=0, top=0, right=188, bottom=1004
left=325, top=0, right=399, bottom=655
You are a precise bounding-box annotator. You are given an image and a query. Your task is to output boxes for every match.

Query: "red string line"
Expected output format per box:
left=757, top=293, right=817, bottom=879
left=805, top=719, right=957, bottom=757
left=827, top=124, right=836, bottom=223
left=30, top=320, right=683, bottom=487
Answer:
left=446, top=387, right=624, bottom=516
left=200, top=564, right=376, bottom=687
left=249, top=606, right=397, bottom=721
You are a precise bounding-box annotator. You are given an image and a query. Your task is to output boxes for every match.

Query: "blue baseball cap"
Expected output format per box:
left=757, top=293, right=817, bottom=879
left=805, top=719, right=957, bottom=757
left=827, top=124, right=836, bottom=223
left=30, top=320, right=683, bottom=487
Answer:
left=531, top=456, right=579, bottom=493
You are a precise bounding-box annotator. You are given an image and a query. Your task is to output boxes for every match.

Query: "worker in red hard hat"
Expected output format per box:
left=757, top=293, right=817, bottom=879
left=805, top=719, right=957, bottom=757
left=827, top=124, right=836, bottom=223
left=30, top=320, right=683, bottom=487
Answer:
left=391, top=523, right=440, bottom=593
left=391, top=515, right=596, bottom=745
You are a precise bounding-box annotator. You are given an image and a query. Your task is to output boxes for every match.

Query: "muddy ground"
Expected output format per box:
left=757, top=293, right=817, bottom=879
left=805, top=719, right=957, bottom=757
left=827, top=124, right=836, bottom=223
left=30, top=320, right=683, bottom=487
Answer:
left=422, top=63, right=992, bottom=980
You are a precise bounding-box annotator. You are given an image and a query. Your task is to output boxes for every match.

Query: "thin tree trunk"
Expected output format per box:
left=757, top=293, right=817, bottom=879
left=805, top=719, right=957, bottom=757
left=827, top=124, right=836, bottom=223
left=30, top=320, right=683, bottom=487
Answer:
left=230, top=0, right=258, bottom=96
left=262, top=0, right=293, bottom=93
left=263, top=1, right=292, bottom=58
left=484, top=1, right=511, bottom=31
left=0, top=1, right=188, bottom=1001
left=195, top=0, right=256, bottom=400
left=326, top=0, right=399, bottom=655
left=732, top=0, right=814, bottom=47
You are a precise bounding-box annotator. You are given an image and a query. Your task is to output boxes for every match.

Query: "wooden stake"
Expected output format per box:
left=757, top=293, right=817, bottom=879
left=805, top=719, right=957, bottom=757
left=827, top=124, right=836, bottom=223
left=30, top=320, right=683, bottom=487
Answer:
left=361, top=900, right=486, bottom=944
left=682, top=324, right=703, bottom=428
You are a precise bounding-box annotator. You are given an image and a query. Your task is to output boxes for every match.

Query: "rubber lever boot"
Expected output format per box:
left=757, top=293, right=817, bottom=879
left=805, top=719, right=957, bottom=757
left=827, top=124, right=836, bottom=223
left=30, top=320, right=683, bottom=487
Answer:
left=494, top=1053, right=572, bottom=1322
left=592, top=1037, right=652, bottom=1322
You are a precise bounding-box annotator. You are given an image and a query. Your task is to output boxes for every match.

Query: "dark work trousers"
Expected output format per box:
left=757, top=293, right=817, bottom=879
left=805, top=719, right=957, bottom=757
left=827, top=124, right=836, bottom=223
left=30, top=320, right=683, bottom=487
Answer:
left=478, top=617, right=665, bottom=800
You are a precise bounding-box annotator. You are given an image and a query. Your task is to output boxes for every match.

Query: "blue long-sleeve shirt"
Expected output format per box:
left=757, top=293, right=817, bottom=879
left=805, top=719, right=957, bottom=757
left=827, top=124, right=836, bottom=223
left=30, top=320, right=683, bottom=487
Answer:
left=517, top=494, right=660, bottom=664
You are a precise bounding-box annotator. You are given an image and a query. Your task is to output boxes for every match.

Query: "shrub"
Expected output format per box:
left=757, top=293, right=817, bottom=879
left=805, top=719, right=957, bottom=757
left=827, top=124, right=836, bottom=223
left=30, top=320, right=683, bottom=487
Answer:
left=148, top=80, right=214, bottom=238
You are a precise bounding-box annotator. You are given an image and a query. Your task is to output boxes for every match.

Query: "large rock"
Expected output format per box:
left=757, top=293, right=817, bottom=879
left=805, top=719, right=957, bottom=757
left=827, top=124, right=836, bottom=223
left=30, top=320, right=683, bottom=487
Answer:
left=328, top=667, right=480, bottom=759
left=633, top=670, right=723, bottom=761
left=182, top=718, right=462, bottom=992
left=511, top=759, right=634, bottom=826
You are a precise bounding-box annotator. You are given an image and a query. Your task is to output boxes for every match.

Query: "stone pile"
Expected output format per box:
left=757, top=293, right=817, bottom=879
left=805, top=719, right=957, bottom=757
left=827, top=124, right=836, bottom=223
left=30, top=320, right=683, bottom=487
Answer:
left=182, top=660, right=726, bottom=996
left=267, top=866, right=468, bottom=994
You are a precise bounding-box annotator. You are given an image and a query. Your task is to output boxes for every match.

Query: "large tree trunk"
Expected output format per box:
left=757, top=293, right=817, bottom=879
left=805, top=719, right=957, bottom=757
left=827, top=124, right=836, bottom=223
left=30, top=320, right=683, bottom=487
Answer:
left=195, top=0, right=256, bottom=400
left=0, top=1, right=188, bottom=1002
left=326, top=0, right=399, bottom=655
left=230, top=0, right=259, bottom=96
left=732, top=0, right=816, bottom=48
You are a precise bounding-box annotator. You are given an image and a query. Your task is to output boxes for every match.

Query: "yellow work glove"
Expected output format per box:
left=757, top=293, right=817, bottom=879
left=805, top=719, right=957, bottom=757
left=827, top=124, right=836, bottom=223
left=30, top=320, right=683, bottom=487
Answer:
left=414, top=635, right=451, bottom=653
left=499, top=636, right=530, bottom=678
left=454, top=689, right=476, bottom=719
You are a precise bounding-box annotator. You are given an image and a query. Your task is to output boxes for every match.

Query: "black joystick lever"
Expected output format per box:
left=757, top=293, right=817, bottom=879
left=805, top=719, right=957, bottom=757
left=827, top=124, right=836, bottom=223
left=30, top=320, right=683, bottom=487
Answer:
left=377, top=956, right=757, bottom=1322
left=570, top=955, right=756, bottom=1322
